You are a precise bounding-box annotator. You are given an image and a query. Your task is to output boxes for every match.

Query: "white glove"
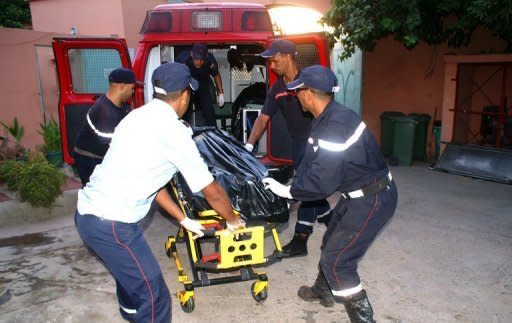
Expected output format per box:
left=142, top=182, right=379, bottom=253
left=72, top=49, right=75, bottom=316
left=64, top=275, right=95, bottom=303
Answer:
left=226, top=217, right=246, bottom=232
left=180, top=217, right=205, bottom=239
left=217, top=93, right=225, bottom=107
left=244, top=143, right=254, bottom=152
left=262, top=177, right=293, bottom=199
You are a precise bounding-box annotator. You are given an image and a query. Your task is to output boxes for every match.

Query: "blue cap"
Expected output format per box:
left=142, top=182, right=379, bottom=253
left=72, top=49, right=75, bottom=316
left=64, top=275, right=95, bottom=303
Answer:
left=152, top=63, right=199, bottom=95
left=108, top=68, right=141, bottom=85
left=260, top=39, right=297, bottom=58
left=191, top=43, right=208, bottom=60
left=287, top=65, right=339, bottom=93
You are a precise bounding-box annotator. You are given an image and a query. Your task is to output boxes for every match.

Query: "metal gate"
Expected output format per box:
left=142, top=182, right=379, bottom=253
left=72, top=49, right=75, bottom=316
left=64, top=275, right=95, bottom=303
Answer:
left=452, top=63, right=512, bottom=149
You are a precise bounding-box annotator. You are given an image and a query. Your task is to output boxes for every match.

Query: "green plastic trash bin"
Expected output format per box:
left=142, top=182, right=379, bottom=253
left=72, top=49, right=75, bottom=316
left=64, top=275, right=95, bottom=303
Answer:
left=433, top=120, right=442, bottom=160
left=380, top=111, right=405, bottom=157
left=390, top=116, right=417, bottom=166
left=408, top=113, right=432, bottom=161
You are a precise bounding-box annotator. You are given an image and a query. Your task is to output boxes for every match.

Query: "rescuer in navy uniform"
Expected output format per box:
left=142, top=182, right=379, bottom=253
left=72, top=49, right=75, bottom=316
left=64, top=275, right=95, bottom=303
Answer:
left=73, top=67, right=140, bottom=186
left=176, top=43, right=225, bottom=127
left=245, top=39, right=332, bottom=259
left=263, top=65, right=398, bottom=323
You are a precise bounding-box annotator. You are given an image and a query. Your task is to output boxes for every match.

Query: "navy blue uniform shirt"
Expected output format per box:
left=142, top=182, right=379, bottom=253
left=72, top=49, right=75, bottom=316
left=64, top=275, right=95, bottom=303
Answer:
left=261, top=74, right=312, bottom=141
left=291, top=100, right=389, bottom=200
left=176, top=52, right=219, bottom=88
left=75, top=94, right=130, bottom=157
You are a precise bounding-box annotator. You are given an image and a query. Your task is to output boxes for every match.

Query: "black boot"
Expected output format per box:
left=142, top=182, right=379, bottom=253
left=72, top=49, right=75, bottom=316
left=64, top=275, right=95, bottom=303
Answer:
left=279, top=233, right=309, bottom=258
left=344, top=290, right=375, bottom=323
left=297, top=271, right=334, bottom=307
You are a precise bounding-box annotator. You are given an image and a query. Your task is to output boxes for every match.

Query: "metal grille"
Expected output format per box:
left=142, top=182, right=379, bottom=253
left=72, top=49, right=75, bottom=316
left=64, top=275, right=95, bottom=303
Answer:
left=295, top=44, right=319, bottom=70
left=231, top=67, right=252, bottom=82
left=68, top=49, right=122, bottom=94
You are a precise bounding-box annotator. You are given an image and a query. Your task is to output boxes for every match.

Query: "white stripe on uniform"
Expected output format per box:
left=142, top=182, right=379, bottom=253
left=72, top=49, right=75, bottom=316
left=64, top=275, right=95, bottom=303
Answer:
left=332, top=283, right=363, bottom=297
left=317, top=122, right=366, bottom=152
left=87, top=111, right=114, bottom=139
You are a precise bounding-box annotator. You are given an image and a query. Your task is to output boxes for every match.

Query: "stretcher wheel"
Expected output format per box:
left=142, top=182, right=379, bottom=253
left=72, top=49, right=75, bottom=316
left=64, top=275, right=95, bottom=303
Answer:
left=180, top=296, right=195, bottom=313
left=251, top=282, right=268, bottom=303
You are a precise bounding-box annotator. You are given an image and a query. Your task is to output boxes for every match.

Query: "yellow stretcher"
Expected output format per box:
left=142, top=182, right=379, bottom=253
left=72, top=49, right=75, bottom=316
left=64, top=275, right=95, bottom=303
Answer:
left=164, top=176, right=283, bottom=313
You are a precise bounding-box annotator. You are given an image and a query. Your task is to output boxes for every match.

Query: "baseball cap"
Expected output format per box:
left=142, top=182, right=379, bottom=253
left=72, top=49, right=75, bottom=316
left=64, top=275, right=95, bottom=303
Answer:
left=191, top=43, right=208, bottom=60
left=152, top=62, right=199, bottom=95
left=259, top=39, right=297, bottom=58
left=287, top=65, right=339, bottom=93
left=108, top=68, right=142, bottom=85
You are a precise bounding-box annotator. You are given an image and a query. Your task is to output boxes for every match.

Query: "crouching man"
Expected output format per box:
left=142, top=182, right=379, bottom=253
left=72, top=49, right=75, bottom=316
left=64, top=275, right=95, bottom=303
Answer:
left=264, top=65, right=397, bottom=322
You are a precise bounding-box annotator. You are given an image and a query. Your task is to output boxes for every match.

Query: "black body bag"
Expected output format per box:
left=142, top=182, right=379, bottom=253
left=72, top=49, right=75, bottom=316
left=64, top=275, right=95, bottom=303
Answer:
left=176, top=127, right=289, bottom=223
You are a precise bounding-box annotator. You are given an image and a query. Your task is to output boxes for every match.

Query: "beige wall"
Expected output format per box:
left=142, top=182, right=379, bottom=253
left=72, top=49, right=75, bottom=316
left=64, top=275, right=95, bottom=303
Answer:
left=30, top=0, right=125, bottom=38
left=30, top=0, right=166, bottom=49
left=361, top=27, right=507, bottom=154
left=0, top=27, right=59, bottom=150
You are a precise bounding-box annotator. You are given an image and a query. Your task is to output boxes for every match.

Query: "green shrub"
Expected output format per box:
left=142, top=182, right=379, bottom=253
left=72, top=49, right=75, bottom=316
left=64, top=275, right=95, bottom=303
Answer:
left=38, top=117, right=61, bottom=153
left=0, top=154, right=65, bottom=208
left=0, top=159, right=23, bottom=190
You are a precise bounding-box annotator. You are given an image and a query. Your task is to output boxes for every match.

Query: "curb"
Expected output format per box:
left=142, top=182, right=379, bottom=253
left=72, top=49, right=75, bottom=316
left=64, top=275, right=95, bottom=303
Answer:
left=0, top=189, right=78, bottom=228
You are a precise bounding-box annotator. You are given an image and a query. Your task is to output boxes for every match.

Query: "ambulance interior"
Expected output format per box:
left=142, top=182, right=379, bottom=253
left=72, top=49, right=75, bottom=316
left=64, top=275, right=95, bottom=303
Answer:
left=143, top=43, right=268, bottom=153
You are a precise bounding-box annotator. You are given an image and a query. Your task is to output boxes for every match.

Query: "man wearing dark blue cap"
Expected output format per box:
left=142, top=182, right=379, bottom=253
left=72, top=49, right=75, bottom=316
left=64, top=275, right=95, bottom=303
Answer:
left=263, top=65, right=398, bottom=322
left=74, top=62, right=245, bottom=323
left=73, top=67, right=141, bottom=185
left=176, top=43, right=224, bottom=126
left=246, top=39, right=332, bottom=258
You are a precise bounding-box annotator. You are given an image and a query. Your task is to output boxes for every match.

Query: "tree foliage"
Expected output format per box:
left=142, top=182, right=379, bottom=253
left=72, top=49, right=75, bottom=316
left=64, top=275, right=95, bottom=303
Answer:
left=0, top=0, right=31, bottom=28
left=323, top=0, right=512, bottom=60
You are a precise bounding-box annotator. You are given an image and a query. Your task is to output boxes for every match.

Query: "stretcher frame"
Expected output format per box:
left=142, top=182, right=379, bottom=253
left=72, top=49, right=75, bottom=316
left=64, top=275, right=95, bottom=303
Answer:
left=164, top=176, right=283, bottom=313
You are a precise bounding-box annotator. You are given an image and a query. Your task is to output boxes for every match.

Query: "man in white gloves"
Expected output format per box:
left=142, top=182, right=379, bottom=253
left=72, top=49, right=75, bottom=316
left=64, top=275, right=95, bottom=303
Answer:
left=75, top=63, right=244, bottom=323
left=264, top=65, right=397, bottom=323
left=176, top=43, right=225, bottom=127
left=245, top=40, right=332, bottom=259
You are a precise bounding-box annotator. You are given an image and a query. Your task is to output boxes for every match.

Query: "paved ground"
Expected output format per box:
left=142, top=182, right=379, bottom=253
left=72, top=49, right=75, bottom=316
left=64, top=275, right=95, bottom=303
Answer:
left=0, top=165, right=511, bottom=322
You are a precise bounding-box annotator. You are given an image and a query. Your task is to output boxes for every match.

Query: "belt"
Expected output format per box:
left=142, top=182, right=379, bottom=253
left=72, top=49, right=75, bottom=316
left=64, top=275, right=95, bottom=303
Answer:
left=341, top=172, right=392, bottom=199
left=74, top=146, right=103, bottom=160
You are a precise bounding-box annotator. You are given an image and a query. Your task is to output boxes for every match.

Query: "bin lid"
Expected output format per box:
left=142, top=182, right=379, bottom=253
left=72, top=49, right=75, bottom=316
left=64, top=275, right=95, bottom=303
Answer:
left=408, top=113, right=432, bottom=122
left=389, top=116, right=418, bottom=124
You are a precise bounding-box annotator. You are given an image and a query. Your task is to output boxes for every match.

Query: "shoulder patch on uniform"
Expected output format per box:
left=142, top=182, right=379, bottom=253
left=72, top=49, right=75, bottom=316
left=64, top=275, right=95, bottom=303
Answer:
left=275, top=91, right=295, bottom=100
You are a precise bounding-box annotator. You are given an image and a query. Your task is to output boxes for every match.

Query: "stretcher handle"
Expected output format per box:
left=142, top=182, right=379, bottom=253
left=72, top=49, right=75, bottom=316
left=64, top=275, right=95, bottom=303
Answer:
left=201, top=228, right=218, bottom=237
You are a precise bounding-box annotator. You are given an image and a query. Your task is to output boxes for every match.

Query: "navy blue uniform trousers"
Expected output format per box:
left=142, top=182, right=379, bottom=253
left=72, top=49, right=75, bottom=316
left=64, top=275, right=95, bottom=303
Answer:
left=184, top=84, right=216, bottom=127
left=320, top=181, right=397, bottom=292
left=292, top=139, right=331, bottom=234
left=75, top=212, right=171, bottom=323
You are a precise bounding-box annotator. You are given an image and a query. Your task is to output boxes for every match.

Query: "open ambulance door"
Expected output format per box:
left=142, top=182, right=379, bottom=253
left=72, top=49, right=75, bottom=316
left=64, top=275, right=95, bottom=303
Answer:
left=264, top=33, right=330, bottom=166
left=52, top=38, right=132, bottom=164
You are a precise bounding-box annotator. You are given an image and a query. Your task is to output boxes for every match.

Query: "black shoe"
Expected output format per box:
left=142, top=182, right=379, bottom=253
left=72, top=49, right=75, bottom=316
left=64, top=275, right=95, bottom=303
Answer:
left=298, top=285, right=335, bottom=307
left=344, top=290, right=375, bottom=323
left=297, top=271, right=334, bottom=307
left=278, top=233, right=309, bottom=258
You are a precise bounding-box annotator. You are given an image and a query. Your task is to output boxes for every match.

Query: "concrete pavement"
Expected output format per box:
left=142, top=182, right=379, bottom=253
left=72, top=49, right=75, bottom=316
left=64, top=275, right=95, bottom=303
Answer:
left=0, top=165, right=511, bottom=322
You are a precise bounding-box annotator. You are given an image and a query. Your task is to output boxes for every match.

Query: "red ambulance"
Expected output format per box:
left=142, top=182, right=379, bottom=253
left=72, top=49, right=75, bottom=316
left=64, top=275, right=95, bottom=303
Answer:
left=52, top=2, right=329, bottom=170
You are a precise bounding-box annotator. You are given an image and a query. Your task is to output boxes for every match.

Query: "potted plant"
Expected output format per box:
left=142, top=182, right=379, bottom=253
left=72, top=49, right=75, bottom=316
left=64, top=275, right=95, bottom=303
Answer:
left=38, top=116, right=62, bottom=167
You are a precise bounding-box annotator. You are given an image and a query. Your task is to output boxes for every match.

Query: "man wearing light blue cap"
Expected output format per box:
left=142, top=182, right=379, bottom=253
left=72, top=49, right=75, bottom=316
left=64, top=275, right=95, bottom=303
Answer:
left=74, top=62, right=245, bottom=322
left=263, top=65, right=397, bottom=323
